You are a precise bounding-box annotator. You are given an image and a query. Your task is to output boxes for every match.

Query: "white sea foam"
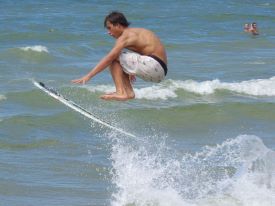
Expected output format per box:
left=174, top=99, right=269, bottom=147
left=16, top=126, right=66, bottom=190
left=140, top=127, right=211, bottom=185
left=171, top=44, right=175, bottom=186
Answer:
left=86, top=84, right=176, bottom=100
left=110, top=135, right=275, bottom=206
left=0, top=95, right=7, bottom=101
left=134, top=85, right=177, bottom=100
left=19, top=45, right=49, bottom=53
left=86, top=76, right=275, bottom=100
left=170, top=76, right=275, bottom=96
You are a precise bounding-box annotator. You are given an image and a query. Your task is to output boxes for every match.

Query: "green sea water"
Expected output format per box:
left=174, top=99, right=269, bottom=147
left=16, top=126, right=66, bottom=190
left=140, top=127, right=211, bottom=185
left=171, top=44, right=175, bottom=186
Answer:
left=1, top=1, right=275, bottom=206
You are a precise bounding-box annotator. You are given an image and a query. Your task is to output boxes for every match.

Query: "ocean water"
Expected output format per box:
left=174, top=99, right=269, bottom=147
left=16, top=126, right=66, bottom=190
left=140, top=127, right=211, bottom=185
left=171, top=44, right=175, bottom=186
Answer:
left=1, top=1, right=275, bottom=206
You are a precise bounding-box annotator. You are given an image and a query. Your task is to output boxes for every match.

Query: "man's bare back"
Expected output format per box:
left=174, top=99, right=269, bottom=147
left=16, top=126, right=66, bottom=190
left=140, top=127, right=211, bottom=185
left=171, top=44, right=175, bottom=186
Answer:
left=122, top=28, right=167, bottom=65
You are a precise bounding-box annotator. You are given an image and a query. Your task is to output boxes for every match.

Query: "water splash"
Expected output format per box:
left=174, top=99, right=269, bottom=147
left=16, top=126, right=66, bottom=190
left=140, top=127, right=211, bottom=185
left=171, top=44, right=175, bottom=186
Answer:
left=109, top=135, right=275, bottom=206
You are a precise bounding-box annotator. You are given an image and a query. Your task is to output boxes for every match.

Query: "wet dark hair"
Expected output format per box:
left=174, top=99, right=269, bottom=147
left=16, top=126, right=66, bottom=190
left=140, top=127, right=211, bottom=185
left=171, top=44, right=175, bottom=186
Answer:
left=104, top=11, right=130, bottom=28
left=252, top=22, right=257, bottom=28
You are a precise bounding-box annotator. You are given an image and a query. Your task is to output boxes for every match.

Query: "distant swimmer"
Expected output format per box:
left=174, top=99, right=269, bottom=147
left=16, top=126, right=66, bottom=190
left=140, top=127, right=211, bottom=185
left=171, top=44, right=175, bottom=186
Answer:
left=244, top=22, right=259, bottom=35
left=250, top=22, right=259, bottom=35
left=244, top=23, right=250, bottom=32
left=72, top=11, right=168, bottom=101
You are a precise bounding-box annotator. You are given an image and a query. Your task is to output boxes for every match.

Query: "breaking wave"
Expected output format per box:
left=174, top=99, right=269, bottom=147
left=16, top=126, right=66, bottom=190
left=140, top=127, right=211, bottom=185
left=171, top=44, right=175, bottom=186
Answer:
left=110, top=135, right=275, bottom=206
left=19, top=45, right=49, bottom=53
left=85, top=76, right=275, bottom=100
left=0, top=95, right=7, bottom=101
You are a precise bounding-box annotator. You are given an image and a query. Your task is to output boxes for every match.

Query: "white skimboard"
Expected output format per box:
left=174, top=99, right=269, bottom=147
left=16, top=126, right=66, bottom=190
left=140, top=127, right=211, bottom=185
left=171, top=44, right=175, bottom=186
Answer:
left=33, top=80, right=136, bottom=138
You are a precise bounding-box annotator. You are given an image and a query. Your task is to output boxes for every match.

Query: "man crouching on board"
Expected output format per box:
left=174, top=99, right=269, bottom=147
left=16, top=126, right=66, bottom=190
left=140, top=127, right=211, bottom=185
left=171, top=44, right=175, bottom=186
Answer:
left=72, top=11, right=168, bottom=101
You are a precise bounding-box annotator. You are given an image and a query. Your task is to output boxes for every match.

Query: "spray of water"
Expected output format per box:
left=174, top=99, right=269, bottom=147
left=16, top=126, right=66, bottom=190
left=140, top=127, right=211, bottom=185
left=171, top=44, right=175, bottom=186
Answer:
left=109, top=135, right=275, bottom=206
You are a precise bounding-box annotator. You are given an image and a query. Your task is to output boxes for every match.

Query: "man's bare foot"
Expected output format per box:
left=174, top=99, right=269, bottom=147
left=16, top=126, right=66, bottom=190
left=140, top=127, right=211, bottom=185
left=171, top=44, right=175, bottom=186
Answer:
left=100, top=92, right=135, bottom=101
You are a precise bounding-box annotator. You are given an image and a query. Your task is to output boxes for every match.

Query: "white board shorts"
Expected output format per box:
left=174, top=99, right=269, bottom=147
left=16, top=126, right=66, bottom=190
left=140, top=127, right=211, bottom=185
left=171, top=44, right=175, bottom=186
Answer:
left=119, top=51, right=167, bottom=83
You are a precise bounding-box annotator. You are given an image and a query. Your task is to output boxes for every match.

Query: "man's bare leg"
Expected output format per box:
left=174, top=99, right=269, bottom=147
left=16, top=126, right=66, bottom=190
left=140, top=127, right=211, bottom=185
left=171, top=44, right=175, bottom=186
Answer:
left=100, top=60, right=135, bottom=101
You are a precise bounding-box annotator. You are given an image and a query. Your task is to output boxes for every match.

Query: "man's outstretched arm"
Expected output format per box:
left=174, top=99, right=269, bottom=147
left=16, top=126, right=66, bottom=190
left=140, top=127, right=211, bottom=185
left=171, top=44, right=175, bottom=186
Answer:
left=72, top=36, right=128, bottom=84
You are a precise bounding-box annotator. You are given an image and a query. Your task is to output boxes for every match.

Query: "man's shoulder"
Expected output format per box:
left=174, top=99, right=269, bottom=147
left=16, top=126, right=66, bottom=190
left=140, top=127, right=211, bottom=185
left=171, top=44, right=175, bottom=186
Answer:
left=126, top=28, right=155, bottom=39
left=121, top=28, right=140, bottom=39
left=124, top=27, right=151, bottom=34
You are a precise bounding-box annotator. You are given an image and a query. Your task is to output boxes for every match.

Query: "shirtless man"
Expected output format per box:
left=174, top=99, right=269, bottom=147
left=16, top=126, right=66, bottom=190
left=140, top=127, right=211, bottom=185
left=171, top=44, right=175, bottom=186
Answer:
left=72, top=11, right=168, bottom=101
left=249, top=22, right=259, bottom=35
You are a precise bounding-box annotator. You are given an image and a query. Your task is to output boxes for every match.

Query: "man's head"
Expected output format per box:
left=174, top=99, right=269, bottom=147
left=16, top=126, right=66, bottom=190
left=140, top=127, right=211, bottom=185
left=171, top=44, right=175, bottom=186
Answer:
left=104, top=11, right=130, bottom=38
left=104, top=11, right=130, bottom=28
left=252, top=22, right=257, bottom=29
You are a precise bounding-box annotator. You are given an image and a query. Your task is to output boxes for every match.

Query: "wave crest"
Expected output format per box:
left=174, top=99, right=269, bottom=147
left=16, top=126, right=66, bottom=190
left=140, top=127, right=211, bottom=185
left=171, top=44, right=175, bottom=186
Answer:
left=0, top=95, right=7, bottom=101
left=85, top=76, right=275, bottom=100
left=171, top=76, right=275, bottom=96
left=19, top=45, right=49, bottom=53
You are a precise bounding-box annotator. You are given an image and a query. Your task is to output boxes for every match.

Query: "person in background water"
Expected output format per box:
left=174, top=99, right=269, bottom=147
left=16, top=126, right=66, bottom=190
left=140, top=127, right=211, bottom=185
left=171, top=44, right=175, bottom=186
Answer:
left=250, top=22, right=259, bottom=35
left=72, top=11, right=168, bottom=101
left=244, top=23, right=250, bottom=32
left=244, top=22, right=259, bottom=35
